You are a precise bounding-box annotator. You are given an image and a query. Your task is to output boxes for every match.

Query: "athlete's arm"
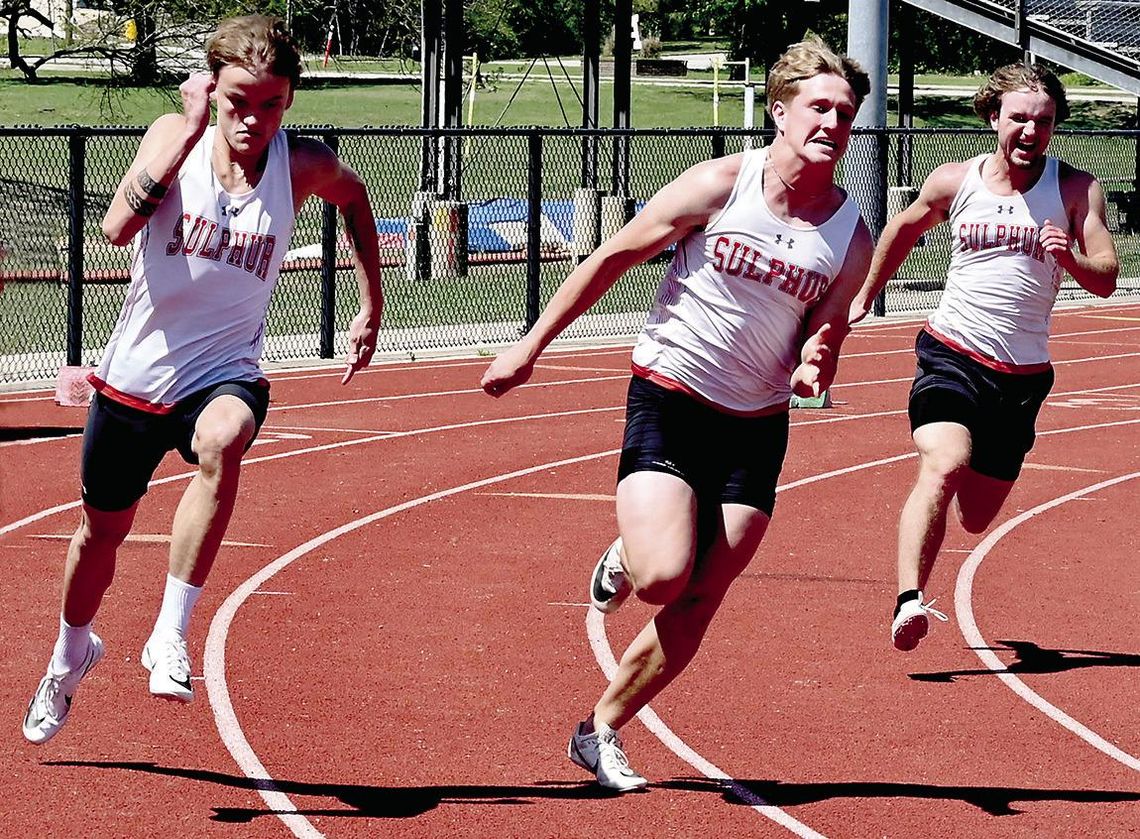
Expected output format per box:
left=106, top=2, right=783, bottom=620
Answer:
left=102, top=74, right=214, bottom=247
left=1042, top=164, right=1118, bottom=298
left=792, top=217, right=874, bottom=397
left=481, top=154, right=743, bottom=397
left=848, top=160, right=968, bottom=323
left=292, top=137, right=384, bottom=384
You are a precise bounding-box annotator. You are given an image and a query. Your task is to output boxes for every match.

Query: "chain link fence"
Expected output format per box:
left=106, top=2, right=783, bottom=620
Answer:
left=1, top=125, right=1138, bottom=386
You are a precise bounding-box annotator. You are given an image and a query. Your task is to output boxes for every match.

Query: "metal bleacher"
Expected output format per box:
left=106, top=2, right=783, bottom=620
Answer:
left=903, top=0, right=1140, bottom=95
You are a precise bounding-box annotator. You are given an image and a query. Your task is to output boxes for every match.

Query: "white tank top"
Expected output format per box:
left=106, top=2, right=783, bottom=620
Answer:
left=92, top=126, right=294, bottom=411
left=631, top=147, right=861, bottom=414
left=927, top=154, right=1066, bottom=372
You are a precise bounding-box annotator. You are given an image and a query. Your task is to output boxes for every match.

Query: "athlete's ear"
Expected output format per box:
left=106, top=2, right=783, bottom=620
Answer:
left=771, top=99, right=787, bottom=133
left=285, top=89, right=295, bottom=111
left=989, top=109, right=1000, bottom=131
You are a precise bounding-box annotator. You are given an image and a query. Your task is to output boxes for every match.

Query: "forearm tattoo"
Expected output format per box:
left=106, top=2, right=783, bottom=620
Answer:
left=124, top=184, right=157, bottom=217
left=135, top=169, right=168, bottom=200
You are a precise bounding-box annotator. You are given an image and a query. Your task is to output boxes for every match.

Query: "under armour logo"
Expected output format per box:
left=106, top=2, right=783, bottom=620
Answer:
left=996, top=204, right=1015, bottom=214
left=219, top=203, right=244, bottom=217
left=774, top=234, right=795, bottom=249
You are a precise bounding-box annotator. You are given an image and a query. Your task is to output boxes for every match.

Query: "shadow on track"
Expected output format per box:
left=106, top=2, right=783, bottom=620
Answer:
left=662, top=777, right=1140, bottom=817
left=910, top=639, right=1140, bottom=683
left=44, top=761, right=630, bottom=821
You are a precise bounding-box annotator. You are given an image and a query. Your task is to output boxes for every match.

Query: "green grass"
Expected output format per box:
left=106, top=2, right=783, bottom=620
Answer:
left=4, top=68, right=1134, bottom=131
left=2, top=71, right=1138, bottom=382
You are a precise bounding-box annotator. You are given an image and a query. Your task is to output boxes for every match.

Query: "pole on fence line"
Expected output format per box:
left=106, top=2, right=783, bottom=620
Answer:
left=525, top=132, right=542, bottom=332
left=319, top=132, right=339, bottom=359
left=581, top=3, right=600, bottom=190
left=612, top=0, right=632, bottom=197
left=846, top=0, right=889, bottom=317
left=66, top=132, right=85, bottom=367
left=711, top=132, right=726, bottom=160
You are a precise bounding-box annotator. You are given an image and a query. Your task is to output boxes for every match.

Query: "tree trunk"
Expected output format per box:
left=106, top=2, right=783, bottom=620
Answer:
left=6, top=12, right=38, bottom=80
left=129, top=5, right=159, bottom=85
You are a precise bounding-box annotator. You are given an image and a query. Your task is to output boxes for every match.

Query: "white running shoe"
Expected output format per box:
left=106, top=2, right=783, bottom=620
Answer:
left=589, top=538, right=632, bottom=614
left=568, top=720, right=648, bottom=792
left=141, top=633, right=194, bottom=703
left=891, top=591, right=949, bottom=651
left=22, top=632, right=105, bottom=744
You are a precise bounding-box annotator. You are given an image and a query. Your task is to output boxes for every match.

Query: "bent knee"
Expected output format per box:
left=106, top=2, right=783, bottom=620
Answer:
left=193, top=425, right=253, bottom=467
left=633, top=566, right=692, bottom=606
left=955, top=504, right=999, bottom=534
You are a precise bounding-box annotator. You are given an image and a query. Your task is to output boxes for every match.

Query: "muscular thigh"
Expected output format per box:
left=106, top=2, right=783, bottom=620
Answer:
left=81, top=393, right=175, bottom=512
left=684, top=503, right=770, bottom=602
left=969, top=366, right=1054, bottom=481
left=175, top=379, right=270, bottom=464
left=617, top=376, right=788, bottom=559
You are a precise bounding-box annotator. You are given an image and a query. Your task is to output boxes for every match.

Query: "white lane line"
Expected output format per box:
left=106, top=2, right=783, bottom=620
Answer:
left=0, top=406, right=625, bottom=537
left=204, top=448, right=622, bottom=839
left=953, top=470, right=1140, bottom=773
left=270, top=375, right=630, bottom=411
left=586, top=451, right=916, bottom=839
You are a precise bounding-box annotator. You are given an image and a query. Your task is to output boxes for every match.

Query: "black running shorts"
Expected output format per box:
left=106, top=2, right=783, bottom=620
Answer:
left=81, top=379, right=271, bottom=512
left=908, top=330, right=1054, bottom=481
left=617, top=375, right=789, bottom=552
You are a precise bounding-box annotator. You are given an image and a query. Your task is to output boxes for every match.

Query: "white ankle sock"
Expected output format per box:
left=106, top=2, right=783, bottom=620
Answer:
left=152, top=574, right=202, bottom=639
left=50, top=614, right=92, bottom=673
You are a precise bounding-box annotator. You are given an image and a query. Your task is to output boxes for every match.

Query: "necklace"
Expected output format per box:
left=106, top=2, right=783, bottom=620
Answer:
left=767, top=157, right=830, bottom=199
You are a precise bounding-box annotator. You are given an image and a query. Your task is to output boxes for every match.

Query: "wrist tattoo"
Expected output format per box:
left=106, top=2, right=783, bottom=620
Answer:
left=124, top=184, right=157, bottom=217
left=136, top=169, right=168, bottom=199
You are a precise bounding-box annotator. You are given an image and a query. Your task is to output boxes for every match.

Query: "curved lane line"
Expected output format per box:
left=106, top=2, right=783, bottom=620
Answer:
left=204, top=449, right=620, bottom=839
left=953, top=470, right=1140, bottom=773
left=586, top=452, right=915, bottom=839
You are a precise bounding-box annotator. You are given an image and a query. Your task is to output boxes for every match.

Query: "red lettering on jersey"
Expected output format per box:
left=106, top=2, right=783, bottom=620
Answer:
left=196, top=221, right=221, bottom=260
left=995, top=224, right=1007, bottom=247
left=797, top=270, right=828, bottom=303
left=166, top=214, right=189, bottom=255
left=741, top=252, right=765, bottom=282
left=778, top=264, right=806, bottom=297
left=711, top=236, right=730, bottom=272
left=255, top=235, right=276, bottom=280
left=182, top=216, right=208, bottom=255
left=227, top=231, right=247, bottom=267
left=212, top=228, right=231, bottom=261
left=244, top=235, right=264, bottom=274
left=764, top=259, right=784, bottom=286
left=724, top=241, right=745, bottom=276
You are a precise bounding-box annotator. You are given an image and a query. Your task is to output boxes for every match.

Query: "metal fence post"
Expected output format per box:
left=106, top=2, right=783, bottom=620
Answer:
left=66, top=129, right=86, bottom=366
left=319, top=131, right=339, bottom=359
left=525, top=131, right=542, bottom=332
left=711, top=131, right=726, bottom=159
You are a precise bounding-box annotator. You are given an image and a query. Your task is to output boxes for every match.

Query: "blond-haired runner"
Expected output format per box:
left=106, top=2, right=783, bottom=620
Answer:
left=849, top=63, right=1118, bottom=652
left=482, top=38, right=873, bottom=790
left=23, top=15, right=383, bottom=743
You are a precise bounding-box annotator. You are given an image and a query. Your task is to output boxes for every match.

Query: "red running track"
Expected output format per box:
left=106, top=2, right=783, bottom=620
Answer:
left=1, top=302, right=1139, bottom=838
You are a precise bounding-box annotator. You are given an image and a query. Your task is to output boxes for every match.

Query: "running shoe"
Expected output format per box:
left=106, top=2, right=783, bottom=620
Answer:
left=141, top=633, right=194, bottom=703
left=590, top=538, right=632, bottom=614
left=891, top=591, right=948, bottom=651
left=568, top=720, right=648, bottom=792
left=22, top=632, right=105, bottom=744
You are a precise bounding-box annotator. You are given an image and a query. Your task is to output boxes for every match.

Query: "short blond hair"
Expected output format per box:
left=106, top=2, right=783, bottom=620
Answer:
left=766, top=37, right=870, bottom=112
left=206, top=15, right=302, bottom=90
left=973, top=63, right=1070, bottom=124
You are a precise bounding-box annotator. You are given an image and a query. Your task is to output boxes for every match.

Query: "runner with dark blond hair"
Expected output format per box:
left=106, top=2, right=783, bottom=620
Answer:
left=482, top=37, right=873, bottom=790
left=22, top=14, right=383, bottom=744
left=850, top=62, right=1117, bottom=652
